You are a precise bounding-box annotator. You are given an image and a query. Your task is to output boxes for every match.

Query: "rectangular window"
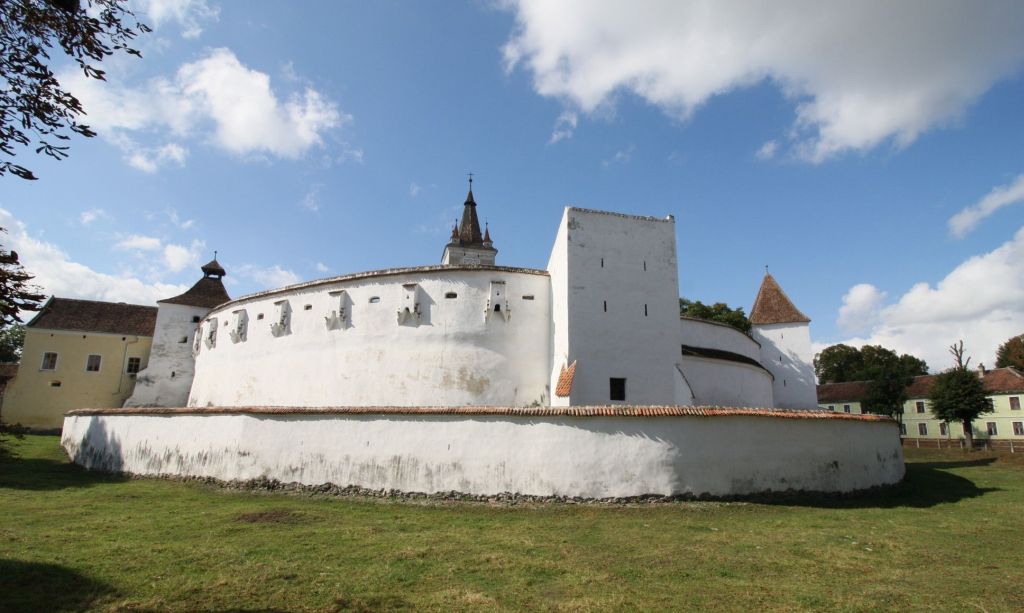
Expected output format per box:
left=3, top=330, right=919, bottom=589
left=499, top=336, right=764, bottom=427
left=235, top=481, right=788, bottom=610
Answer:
left=899, top=423, right=907, bottom=436
left=986, top=422, right=998, bottom=436
left=940, top=422, right=948, bottom=436
left=828, top=405, right=835, bottom=411
left=843, top=405, right=850, bottom=413
left=40, top=352, right=58, bottom=370
left=126, top=357, right=141, bottom=374
left=1011, top=396, right=1021, bottom=411
left=918, top=423, right=928, bottom=436
left=609, top=377, right=626, bottom=401
left=916, top=401, right=925, bottom=414
left=85, top=354, right=101, bottom=372
left=1013, top=422, right=1023, bottom=436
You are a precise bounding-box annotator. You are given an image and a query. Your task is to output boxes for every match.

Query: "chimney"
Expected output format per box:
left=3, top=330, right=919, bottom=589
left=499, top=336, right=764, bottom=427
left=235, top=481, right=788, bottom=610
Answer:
left=977, top=363, right=986, bottom=379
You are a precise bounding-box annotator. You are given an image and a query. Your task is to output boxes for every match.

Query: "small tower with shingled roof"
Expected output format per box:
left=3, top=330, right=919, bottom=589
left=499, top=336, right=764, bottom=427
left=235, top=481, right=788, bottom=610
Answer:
left=749, top=271, right=818, bottom=410
left=441, top=175, right=498, bottom=266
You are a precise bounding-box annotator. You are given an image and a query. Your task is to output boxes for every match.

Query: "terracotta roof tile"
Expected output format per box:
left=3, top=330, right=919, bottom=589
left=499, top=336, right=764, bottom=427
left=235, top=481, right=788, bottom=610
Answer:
left=816, top=380, right=871, bottom=403
left=67, top=405, right=895, bottom=422
left=27, top=297, right=157, bottom=337
left=817, top=367, right=1024, bottom=402
left=750, top=273, right=810, bottom=325
left=555, top=361, right=577, bottom=397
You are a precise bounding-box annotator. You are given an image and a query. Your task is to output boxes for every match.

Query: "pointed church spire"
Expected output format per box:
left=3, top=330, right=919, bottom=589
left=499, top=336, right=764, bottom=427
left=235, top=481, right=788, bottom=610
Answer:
left=441, top=176, right=498, bottom=266
left=483, top=222, right=492, bottom=246
left=750, top=272, right=810, bottom=325
left=458, top=174, right=483, bottom=244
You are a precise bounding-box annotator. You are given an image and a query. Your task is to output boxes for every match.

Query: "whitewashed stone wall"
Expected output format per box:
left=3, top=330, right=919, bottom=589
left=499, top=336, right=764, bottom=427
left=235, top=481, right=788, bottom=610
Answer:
left=548, top=208, right=690, bottom=406
left=124, top=302, right=208, bottom=407
left=62, top=409, right=905, bottom=498
left=753, top=322, right=819, bottom=409
left=678, top=317, right=774, bottom=407
left=188, top=268, right=552, bottom=408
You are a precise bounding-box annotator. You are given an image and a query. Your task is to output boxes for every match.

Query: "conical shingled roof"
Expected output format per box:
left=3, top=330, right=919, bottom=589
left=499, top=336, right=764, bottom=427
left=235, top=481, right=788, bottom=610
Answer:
left=750, top=273, right=810, bottom=325
left=457, top=188, right=484, bottom=244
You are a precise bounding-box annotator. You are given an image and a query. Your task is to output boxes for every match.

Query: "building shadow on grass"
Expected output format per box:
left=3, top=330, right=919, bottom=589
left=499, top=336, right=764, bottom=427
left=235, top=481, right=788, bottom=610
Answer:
left=755, top=459, right=1001, bottom=510
left=0, top=558, right=119, bottom=612
left=0, top=441, right=127, bottom=491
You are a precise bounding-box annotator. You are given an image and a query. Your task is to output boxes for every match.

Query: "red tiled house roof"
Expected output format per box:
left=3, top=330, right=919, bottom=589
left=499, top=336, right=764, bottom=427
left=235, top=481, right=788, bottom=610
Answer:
left=27, top=297, right=157, bottom=337
left=816, top=367, right=1024, bottom=402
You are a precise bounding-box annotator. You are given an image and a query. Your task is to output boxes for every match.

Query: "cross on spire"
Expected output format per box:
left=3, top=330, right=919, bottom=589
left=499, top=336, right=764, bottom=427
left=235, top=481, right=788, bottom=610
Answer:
left=467, top=172, right=473, bottom=189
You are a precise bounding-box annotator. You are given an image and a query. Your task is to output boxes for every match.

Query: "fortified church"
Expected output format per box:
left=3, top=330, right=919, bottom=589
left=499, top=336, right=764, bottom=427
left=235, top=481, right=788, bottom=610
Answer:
left=131, top=182, right=819, bottom=412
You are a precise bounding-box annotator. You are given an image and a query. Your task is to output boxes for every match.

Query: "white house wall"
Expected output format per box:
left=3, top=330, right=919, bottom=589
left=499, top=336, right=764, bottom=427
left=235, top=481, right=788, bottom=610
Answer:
left=62, top=409, right=905, bottom=498
left=753, top=322, right=819, bottom=409
left=546, top=211, right=571, bottom=407
left=124, top=302, right=207, bottom=407
left=188, top=269, right=552, bottom=408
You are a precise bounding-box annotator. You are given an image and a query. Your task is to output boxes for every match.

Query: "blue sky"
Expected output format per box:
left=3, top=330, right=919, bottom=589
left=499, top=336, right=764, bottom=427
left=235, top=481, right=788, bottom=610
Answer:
left=2, top=0, right=1024, bottom=370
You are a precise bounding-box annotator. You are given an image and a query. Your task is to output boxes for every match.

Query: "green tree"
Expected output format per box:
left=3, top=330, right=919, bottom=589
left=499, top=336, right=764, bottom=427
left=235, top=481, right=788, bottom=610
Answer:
left=814, top=343, right=928, bottom=383
left=0, top=324, right=25, bottom=362
left=929, top=341, right=993, bottom=450
left=860, top=352, right=913, bottom=427
left=813, top=344, right=864, bottom=383
left=995, top=334, right=1024, bottom=370
left=679, top=298, right=752, bottom=334
left=0, top=229, right=45, bottom=324
left=1, top=0, right=150, bottom=180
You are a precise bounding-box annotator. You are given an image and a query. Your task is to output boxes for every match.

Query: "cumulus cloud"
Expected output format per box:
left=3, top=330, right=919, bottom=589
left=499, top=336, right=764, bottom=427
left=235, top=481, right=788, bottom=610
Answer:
left=602, top=144, right=634, bottom=167
left=315, top=262, right=329, bottom=273
left=948, top=173, right=1024, bottom=238
left=61, top=48, right=347, bottom=167
left=549, top=110, right=578, bottom=144
left=836, top=283, right=886, bottom=334
left=136, top=0, right=219, bottom=39
left=236, top=264, right=301, bottom=289
left=827, top=226, right=1024, bottom=369
left=116, top=234, right=163, bottom=251
left=79, top=208, right=106, bottom=225
left=756, top=140, right=778, bottom=160
left=162, top=241, right=203, bottom=272
left=299, top=184, right=323, bottom=212
left=503, top=1, right=1024, bottom=162
left=0, top=209, right=188, bottom=306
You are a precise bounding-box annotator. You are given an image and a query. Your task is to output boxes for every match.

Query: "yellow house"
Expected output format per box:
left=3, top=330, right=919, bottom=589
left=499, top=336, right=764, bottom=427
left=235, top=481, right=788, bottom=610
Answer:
left=818, top=366, right=1024, bottom=450
left=0, top=298, right=157, bottom=431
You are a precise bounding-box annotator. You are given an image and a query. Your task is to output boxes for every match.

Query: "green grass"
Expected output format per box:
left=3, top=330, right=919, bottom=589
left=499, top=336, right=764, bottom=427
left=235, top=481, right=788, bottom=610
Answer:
left=2, top=435, right=1023, bottom=612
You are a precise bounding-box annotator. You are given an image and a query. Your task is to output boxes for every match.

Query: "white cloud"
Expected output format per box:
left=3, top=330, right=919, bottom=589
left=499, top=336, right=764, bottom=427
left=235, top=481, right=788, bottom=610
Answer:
left=549, top=110, right=578, bottom=144
left=828, top=226, right=1024, bottom=370
left=166, top=208, right=195, bottom=230
left=162, top=241, right=203, bottom=272
left=503, top=1, right=1024, bottom=162
left=299, top=184, right=323, bottom=212
left=116, top=234, right=163, bottom=251
left=61, top=48, right=347, bottom=167
left=315, top=262, right=329, bottom=273
left=0, top=209, right=188, bottom=306
left=756, top=140, right=778, bottom=160
left=948, top=173, right=1024, bottom=238
left=602, top=144, right=634, bottom=167
left=136, top=0, right=219, bottom=39
left=836, top=283, right=886, bottom=334
left=79, top=209, right=106, bottom=225
left=236, top=264, right=301, bottom=289
left=409, top=182, right=422, bottom=198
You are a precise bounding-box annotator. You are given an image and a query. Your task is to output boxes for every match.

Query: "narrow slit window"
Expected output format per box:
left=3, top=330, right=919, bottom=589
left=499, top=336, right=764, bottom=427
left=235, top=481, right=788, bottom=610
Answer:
left=494, top=304, right=501, bottom=312
left=304, top=304, right=312, bottom=310
left=369, top=296, right=380, bottom=304
left=445, top=292, right=458, bottom=299
left=192, top=316, right=201, bottom=323
left=644, top=304, right=648, bottom=317
left=522, top=295, right=534, bottom=301
left=603, top=300, right=607, bottom=312
left=643, top=260, right=646, bottom=271
left=256, top=313, right=264, bottom=320
left=600, top=257, right=604, bottom=268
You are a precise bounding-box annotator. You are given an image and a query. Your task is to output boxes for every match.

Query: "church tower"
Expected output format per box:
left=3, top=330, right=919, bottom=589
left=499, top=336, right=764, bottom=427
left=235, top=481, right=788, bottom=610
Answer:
left=124, top=257, right=230, bottom=407
left=749, top=272, right=818, bottom=409
left=441, top=178, right=498, bottom=266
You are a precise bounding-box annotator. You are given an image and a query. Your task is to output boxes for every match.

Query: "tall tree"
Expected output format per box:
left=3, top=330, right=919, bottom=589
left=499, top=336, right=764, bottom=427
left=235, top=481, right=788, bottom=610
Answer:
left=995, top=334, right=1024, bottom=370
left=679, top=298, right=752, bottom=334
left=813, top=344, right=864, bottom=383
left=930, top=341, right=993, bottom=450
left=1, top=0, right=150, bottom=180
left=814, top=343, right=928, bottom=383
left=0, top=324, right=26, bottom=362
left=0, top=229, right=45, bottom=324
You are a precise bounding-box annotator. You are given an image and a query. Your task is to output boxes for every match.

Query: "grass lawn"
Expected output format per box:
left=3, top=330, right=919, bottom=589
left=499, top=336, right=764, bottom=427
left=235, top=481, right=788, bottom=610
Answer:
left=2, top=434, right=1023, bottom=612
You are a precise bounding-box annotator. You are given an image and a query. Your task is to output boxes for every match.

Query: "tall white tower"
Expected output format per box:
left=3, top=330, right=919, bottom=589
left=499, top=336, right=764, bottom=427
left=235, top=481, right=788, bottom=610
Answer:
left=749, top=272, right=818, bottom=409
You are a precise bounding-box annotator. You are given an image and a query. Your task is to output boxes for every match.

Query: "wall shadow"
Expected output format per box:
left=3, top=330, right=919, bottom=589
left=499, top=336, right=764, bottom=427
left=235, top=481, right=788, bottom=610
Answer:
left=0, top=432, right=127, bottom=491
left=0, top=558, right=119, bottom=612
left=753, top=460, right=1000, bottom=509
